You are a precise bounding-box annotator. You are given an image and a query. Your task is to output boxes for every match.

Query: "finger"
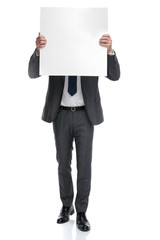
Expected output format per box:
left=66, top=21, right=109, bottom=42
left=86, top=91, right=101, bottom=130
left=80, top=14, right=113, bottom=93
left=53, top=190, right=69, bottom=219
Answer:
left=99, top=38, right=111, bottom=43
left=99, top=38, right=112, bottom=42
left=100, top=37, right=111, bottom=41
left=36, top=40, right=47, bottom=45
left=101, top=36, right=111, bottom=40
left=36, top=41, right=46, bottom=46
left=102, top=34, right=110, bottom=37
left=37, top=34, right=46, bottom=39
left=40, top=40, right=47, bottom=43
left=99, top=40, right=111, bottom=44
left=99, top=39, right=112, bottom=42
left=99, top=43, right=108, bottom=47
left=39, top=41, right=46, bottom=45
left=101, top=36, right=111, bottom=39
left=36, top=37, right=47, bottom=42
left=40, top=42, right=46, bottom=45
left=40, top=37, right=47, bottom=41
left=99, top=41, right=111, bottom=45
left=37, top=35, right=46, bottom=40
left=40, top=44, right=46, bottom=47
left=40, top=44, right=46, bottom=48
left=37, top=43, right=46, bottom=49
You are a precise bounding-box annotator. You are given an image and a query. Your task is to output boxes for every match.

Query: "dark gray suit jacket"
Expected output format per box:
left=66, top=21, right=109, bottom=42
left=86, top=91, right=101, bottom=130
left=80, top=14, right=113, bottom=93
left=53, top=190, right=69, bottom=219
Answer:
left=28, top=48, right=120, bottom=125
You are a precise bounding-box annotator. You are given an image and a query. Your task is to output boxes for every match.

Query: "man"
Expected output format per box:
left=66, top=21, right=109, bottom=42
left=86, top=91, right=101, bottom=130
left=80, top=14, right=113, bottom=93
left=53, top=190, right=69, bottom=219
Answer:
left=28, top=32, right=120, bottom=232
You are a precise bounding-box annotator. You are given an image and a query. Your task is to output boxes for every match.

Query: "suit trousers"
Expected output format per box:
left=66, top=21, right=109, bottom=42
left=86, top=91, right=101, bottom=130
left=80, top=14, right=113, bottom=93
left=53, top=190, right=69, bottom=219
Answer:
left=52, top=107, right=94, bottom=212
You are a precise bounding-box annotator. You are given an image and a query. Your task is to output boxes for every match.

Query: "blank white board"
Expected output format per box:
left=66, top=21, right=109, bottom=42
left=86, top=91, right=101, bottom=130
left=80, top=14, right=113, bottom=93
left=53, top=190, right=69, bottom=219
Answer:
left=40, top=7, right=108, bottom=76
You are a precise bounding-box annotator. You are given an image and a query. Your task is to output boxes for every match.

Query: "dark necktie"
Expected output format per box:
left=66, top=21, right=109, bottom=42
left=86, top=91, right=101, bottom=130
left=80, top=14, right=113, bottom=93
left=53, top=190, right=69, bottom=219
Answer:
left=68, top=76, right=77, bottom=96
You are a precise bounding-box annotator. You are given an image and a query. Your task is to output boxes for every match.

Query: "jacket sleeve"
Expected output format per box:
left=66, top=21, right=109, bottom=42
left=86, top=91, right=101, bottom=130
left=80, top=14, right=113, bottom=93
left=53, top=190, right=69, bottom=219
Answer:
left=105, top=51, right=120, bottom=81
left=28, top=48, right=41, bottom=78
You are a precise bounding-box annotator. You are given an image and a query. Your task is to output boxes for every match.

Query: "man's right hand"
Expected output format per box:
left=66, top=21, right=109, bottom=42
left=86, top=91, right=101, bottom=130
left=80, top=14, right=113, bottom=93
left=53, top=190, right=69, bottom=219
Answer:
left=35, top=32, right=47, bottom=55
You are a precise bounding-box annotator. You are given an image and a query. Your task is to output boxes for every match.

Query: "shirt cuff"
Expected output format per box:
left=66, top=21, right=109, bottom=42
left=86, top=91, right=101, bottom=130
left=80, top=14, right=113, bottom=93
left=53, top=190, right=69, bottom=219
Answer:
left=36, top=49, right=40, bottom=56
left=107, top=50, right=115, bottom=55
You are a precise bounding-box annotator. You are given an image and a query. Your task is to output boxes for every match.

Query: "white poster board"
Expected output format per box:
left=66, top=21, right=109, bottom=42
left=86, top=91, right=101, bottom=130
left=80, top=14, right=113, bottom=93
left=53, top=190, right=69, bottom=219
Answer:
left=40, top=7, right=108, bottom=76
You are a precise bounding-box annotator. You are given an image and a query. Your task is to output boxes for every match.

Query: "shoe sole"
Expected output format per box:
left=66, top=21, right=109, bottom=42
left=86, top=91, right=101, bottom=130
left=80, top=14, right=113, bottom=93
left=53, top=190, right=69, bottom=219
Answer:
left=77, top=226, right=90, bottom=232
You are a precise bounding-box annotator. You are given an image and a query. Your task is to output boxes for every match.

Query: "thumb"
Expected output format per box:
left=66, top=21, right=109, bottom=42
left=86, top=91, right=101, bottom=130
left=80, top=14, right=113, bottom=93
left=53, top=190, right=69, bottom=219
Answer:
left=38, top=32, right=40, bottom=36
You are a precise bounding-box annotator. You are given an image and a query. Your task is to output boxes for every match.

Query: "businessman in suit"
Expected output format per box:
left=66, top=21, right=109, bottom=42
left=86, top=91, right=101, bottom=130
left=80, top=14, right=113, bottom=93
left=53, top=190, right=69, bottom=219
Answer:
left=28, top=32, right=120, bottom=231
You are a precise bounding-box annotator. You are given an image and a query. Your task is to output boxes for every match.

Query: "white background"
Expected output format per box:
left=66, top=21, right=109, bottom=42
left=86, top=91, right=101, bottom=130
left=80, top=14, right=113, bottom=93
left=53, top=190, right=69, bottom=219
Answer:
left=0, top=0, right=160, bottom=240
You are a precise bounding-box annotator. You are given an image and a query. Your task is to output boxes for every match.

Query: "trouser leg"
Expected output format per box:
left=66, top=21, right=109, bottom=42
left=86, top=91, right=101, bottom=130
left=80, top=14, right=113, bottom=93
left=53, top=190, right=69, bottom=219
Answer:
left=73, top=109, right=94, bottom=212
left=52, top=109, right=74, bottom=207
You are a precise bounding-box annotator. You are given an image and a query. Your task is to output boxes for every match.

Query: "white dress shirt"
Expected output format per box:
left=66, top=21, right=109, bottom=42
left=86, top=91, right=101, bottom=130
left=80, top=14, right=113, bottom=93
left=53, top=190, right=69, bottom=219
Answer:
left=60, top=75, right=85, bottom=106
left=36, top=50, right=115, bottom=106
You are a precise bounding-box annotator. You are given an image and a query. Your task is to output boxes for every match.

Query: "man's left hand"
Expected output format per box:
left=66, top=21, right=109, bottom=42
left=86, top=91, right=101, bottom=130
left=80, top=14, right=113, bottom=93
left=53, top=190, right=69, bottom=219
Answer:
left=99, top=34, right=113, bottom=54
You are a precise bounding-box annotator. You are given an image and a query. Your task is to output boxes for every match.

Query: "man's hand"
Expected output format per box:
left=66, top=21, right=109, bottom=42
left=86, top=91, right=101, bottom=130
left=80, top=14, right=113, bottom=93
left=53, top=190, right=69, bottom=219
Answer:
left=35, top=32, right=47, bottom=55
left=99, top=34, right=113, bottom=54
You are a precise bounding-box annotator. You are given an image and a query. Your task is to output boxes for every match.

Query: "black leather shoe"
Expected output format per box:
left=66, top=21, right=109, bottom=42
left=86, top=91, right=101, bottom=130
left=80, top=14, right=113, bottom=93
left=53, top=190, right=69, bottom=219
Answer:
left=57, top=205, right=74, bottom=224
left=76, top=212, right=91, bottom=231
